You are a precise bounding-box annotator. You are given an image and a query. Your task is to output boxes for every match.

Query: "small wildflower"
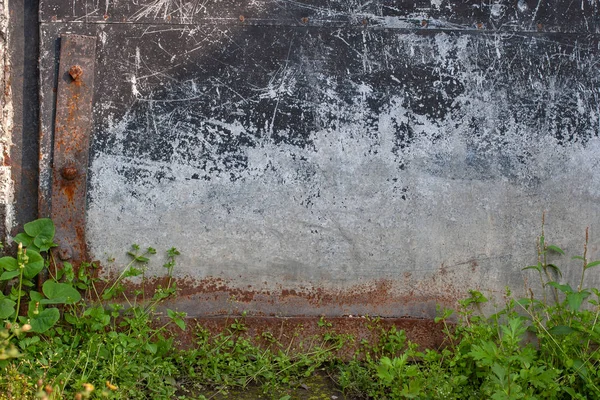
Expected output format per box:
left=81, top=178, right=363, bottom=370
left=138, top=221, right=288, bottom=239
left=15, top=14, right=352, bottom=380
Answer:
left=83, top=383, right=94, bottom=392
left=106, top=381, right=118, bottom=391
left=21, top=323, right=32, bottom=332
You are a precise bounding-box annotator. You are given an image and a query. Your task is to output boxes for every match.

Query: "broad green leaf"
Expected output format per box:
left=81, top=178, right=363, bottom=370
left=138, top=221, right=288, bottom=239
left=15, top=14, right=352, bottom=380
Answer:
left=549, top=325, right=576, bottom=335
left=64, top=313, right=78, bottom=325
left=23, top=250, right=44, bottom=279
left=0, top=257, right=17, bottom=271
left=0, top=298, right=16, bottom=319
left=146, top=343, right=158, bottom=354
left=547, top=281, right=573, bottom=294
left=491, top=363, right=506, bottom=383
left=0, top=270, right=20, bottom=281
left=585, top=260, right=600, bottom=270
left=127, top=252, right=149, bottom=263
left=62, top=262, right=75, bottom=282
left=39, top=298, right=66, bottom=305
left=567, top=291, right=590, bottom=312
left=546, top=264, right=563, bottom=277
left=33, top=236, right=54, bottom=252
left=29, top=291, right=43, bottom=302
left=13, top=233, right=33, bottom=248
left=174, top=318, right=186, bottom=331
left=573, top=358, right=588, bottom=379
left=547, top=245, right=565, bottom=255
left=18, top=335, right=40, bottom=350
left=573, top=256, right=585, bottom=261
left=42, top=281, right=81, bottom=304
left=517, top=298, right=533, bottom=307
left=30, top=308, right=60, bottom=333
left=23, top=218, right=55, bottom=242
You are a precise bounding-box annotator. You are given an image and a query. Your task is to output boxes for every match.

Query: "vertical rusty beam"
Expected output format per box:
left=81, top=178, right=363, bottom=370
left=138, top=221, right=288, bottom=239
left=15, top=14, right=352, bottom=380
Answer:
left=50, top=35, right=96, bottom=267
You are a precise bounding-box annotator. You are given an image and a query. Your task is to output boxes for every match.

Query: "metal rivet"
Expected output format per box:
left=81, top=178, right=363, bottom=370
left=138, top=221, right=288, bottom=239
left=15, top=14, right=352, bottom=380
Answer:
left=58, top=247, right=72, bottom=261
left=69, top=65, right=83, bottom=81
left=61, top=165, right=78, bottom=180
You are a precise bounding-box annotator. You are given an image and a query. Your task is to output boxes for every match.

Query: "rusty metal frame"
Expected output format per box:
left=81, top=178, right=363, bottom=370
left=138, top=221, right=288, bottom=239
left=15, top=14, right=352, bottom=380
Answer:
left=50, top=35, right=96, bottom=266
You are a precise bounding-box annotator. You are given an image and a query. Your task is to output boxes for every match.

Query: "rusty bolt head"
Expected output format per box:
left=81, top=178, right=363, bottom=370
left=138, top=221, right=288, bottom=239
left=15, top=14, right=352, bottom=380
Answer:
left=61, top=165, right=78, bottom=180
left=69, top=65, right=83, bottom=81
left=58, top=246, right=72, bottom=261
left=301, top=17, right=309, bottom=24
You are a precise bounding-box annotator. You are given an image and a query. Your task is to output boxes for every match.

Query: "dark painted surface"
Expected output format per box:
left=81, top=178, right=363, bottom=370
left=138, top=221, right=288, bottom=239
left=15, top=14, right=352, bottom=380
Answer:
left=39, top=24, right=600, bottom=184
left=8, top=0, right=40, bottom=234
left=39, top=0, right=600, bottom=32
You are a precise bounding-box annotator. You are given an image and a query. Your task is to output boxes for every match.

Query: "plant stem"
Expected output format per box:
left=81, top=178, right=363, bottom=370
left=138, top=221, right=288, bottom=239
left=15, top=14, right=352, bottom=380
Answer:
left=579, top=227, right=589, bottom=292
left=13, top=247, right=25, bottom=325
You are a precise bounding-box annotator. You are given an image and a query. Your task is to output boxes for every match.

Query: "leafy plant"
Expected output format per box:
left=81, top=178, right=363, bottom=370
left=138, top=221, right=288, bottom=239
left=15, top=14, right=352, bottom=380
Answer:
left=0, top=218, right=187, bottom=399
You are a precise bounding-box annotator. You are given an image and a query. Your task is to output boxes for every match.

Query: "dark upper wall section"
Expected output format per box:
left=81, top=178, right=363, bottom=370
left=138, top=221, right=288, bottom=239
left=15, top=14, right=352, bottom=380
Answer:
left=40, top=0, right=600, bottom=32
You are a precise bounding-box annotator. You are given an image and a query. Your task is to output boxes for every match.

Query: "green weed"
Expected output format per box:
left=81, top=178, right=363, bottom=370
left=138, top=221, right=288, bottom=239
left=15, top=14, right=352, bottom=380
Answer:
left=335, top=213, right=600, bottom=399
left=3, top=216, right=600, bottom=399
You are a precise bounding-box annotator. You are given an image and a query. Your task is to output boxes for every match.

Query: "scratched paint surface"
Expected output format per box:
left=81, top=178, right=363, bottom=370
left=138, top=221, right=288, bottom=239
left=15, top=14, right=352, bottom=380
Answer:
left=40, top=0, right=600, bottom=32
left=38, top=2, right=600, bottom=317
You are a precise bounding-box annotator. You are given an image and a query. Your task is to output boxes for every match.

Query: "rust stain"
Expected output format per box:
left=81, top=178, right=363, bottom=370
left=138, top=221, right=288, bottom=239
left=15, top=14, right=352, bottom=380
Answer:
left=69, top=65, right=83, bottom=81
left=61, top=182, right=75, bottom=202
left=2, top=147, right=10, bottom=166
left=98, top=270, right=469, bottom=322
left=50, top=35, right=96, bottom=272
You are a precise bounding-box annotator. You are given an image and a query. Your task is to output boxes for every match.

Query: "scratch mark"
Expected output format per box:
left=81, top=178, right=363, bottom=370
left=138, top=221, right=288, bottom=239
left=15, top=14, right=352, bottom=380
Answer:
left=269, top=37, right=294, bottom=136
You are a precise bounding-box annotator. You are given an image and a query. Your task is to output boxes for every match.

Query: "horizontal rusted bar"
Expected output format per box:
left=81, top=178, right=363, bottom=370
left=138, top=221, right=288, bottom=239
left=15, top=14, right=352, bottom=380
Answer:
left=50, top=34, right=96, bottom=267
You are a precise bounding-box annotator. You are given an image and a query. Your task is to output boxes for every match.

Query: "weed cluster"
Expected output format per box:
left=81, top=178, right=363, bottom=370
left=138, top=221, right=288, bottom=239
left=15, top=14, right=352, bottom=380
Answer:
left=175, top=315, right=349, bottom=398
left=2, top=216, right=600, bottom=399
left=0, top=219, right=186, bottom=399
left=335, top=217, right=600, bottom=399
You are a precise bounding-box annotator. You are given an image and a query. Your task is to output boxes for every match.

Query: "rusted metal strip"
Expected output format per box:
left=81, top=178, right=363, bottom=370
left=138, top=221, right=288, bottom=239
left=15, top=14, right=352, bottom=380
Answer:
left=50, top=35, right=96, bottom=267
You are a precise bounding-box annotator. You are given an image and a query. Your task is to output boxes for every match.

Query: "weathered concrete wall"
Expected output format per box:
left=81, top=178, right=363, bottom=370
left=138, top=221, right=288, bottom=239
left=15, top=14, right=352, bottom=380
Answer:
left=0, top=0, right=14, bottom=241
left=38, top=1, right=600, bottom=318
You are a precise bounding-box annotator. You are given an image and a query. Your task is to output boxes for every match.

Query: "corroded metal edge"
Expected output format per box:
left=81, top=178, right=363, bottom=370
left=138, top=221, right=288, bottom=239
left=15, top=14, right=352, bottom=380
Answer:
left=50, top=34, right=96, bottom=267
